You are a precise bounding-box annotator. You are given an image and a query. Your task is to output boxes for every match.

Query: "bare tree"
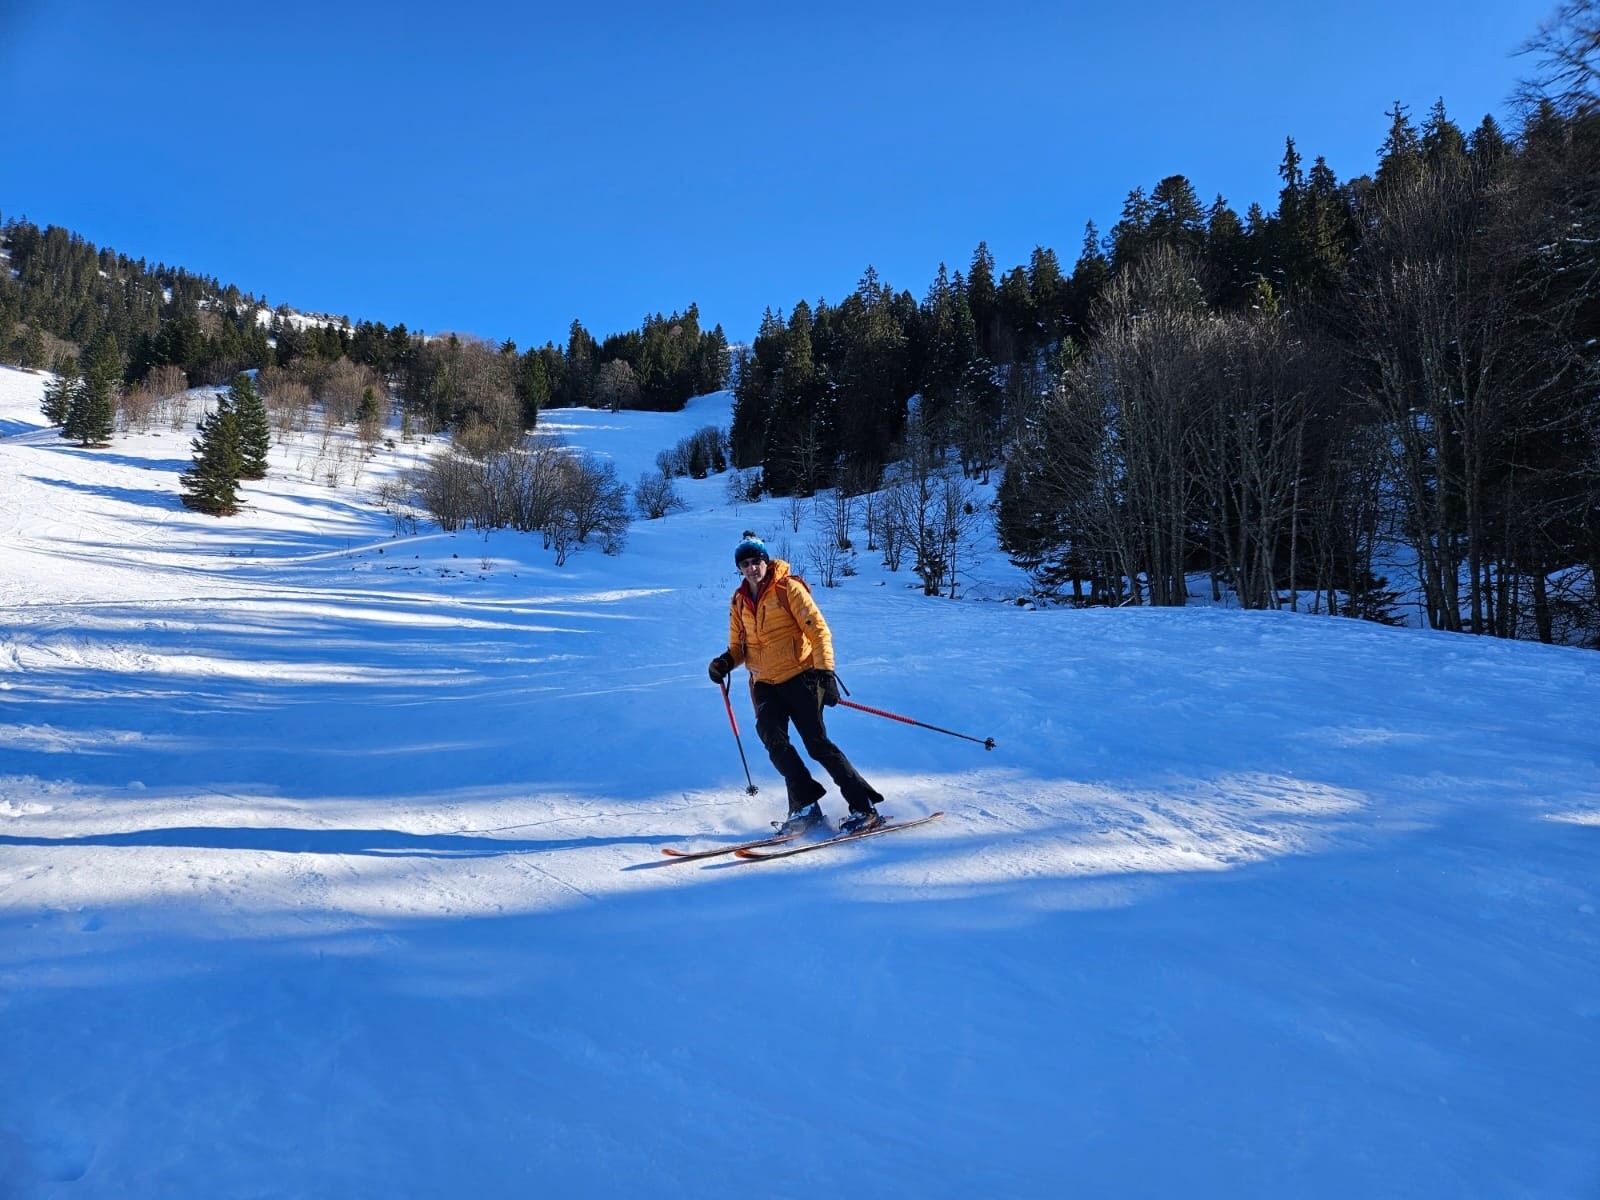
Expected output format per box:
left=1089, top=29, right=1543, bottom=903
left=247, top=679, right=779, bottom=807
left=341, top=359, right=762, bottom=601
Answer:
left=145, top=364, right=188, bottom=399
left=557, top=455, right=630, bottom=546
left=724, top=468, right=758, bottom=509
left=926, top=475, right=986, bottom=598
left=504, top=440, right=569, bottom=534
left=1097, top=248, right=1210, bottom=605
left=119, top=381, right=161, bottom=433
left=258, top=373, right=313, bottom=441
left=785, top=490, right=807, bottom=532
left=377, top=471, right=424, bottom=535
left=872, top=481, right=913, bottom=573
left=998, top=251, right=1211, bottom=607
left=634, top=472, right=687, bottom=519
left=596, top=359, right=640, bottom=412
left=1350, top=163, right=1522, bottom=633
left=418, top=450, right=480, bottom=531
left=1517, top=0, right=1600, bottom=116
left=1189, top=305, right=1329, bottom=610
left=808, top=536, right=846, bottom=587
left=313, top=359, right=377, bottom=425
left=825, top=488, right=855, bottom=550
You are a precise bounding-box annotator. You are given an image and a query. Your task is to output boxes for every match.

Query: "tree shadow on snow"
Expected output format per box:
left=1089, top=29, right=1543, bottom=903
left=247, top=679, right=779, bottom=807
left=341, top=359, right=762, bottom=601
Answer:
left=32, top=474, right=180, bottom=509
left=0, top=826, right=672, bottom=857
left=37, top=447, right=194, bottom=474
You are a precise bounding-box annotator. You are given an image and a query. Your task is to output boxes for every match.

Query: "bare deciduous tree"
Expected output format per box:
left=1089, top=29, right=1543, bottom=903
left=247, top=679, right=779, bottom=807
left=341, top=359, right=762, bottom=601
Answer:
left=119, top=382, right=161, bottom=433
left=808, top=535, right=847, bottom=587
left=1517, top=0, right=1600, bottom=116
left=872, top=482, right=913, bottom=573
left=1350, top=162, right=1528, bottom=633
left=555, top=455, right=630, bottom=547
left=259, top=372, right=314, bottom=441
left=825, top=488, right=855, bottom=550
left=634, top=472, right=687, bottom=519
left=596, top=359, right=640, bottom=412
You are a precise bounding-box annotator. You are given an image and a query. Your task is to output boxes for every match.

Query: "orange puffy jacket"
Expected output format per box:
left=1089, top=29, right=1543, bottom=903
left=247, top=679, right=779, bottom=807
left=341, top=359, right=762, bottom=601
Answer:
left=724, top=558, right=835, bottom=686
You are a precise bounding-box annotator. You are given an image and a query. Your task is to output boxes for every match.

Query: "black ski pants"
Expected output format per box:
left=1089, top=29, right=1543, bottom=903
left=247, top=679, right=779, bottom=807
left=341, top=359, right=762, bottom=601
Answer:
left=753, top=673, right=883, bottom=815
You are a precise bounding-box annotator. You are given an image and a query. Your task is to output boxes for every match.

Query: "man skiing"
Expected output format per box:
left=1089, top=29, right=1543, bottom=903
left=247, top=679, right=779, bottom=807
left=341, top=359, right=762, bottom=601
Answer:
left=708, top=532, right=884, bottom=835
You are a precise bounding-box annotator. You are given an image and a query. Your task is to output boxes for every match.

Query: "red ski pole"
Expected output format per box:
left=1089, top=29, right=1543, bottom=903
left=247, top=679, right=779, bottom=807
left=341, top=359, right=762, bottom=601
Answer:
left=720, top=679, right=760, bottom=794
left=838, top=698, right=996, bottom=751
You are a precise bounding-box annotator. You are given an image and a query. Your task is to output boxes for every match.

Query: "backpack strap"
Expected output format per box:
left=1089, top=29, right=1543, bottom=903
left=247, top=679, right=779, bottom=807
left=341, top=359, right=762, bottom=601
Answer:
left=774, top=574, right=810, bottom=617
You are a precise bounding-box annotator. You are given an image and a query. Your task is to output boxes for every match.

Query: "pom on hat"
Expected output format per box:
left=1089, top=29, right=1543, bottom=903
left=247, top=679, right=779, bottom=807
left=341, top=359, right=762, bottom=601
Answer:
left=734, top=531, right=770, bottom=565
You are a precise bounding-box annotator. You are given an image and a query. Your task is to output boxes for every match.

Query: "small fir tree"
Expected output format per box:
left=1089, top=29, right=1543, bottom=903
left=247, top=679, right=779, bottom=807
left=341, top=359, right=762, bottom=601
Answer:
left=180, top=396, right=244, bottom=515
left=230, top=373, right=271, bottom=479
left=41, top=354, right=79, bottom=426
left=63, top=333, right=120, bottom=446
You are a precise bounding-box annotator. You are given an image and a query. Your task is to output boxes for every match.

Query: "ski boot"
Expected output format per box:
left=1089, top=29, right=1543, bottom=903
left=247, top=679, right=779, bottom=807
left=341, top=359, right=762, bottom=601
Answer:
left=775, top=803, right=826, bottom=835
left=839, top=807, right=884, bottom=835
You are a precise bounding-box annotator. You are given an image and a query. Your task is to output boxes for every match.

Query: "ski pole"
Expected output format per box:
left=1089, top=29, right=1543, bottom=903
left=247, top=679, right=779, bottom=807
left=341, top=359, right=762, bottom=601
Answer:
left=838, top=698, right=996, bottom=751
left=720, top=679, right=760, bottom=794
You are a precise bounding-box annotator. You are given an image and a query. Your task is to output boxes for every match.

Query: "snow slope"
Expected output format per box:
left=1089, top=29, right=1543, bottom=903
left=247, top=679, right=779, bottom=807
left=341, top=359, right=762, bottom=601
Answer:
left=1, top=363, right=1596, bottom=1198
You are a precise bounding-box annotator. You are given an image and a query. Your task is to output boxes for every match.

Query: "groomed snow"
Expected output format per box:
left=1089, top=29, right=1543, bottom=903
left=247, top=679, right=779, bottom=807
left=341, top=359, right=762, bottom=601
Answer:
left=0, top=363, right=1596, bottom=1198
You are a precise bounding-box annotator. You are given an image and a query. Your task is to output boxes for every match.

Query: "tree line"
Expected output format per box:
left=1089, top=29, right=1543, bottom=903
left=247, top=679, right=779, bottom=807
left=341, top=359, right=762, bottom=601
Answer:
left=994, top=87, right=1597, bottom=644
left=5, top=212, right=733, bottom=536
left=0, top=213, right=732, bottom=448
left=728, top=6, right=1600, bottom=646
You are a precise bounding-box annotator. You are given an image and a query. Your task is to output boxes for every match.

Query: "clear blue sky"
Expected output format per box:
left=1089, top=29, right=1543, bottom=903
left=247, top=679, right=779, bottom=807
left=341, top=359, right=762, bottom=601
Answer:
left=2, top=0, right=1557, bottom=348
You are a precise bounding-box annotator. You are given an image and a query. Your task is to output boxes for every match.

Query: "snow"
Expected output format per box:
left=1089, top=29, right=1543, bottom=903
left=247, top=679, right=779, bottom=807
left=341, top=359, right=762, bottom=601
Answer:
left=251, top=307, right=347, bottom=333
left=1, top=362, right=1597, bottom=1198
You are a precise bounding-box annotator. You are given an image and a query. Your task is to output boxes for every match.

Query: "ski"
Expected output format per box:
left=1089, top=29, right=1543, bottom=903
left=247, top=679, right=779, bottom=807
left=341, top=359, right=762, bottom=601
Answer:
left=660, top=829, right=802, bottom=862
left=734, top=811, right=944, bottom=861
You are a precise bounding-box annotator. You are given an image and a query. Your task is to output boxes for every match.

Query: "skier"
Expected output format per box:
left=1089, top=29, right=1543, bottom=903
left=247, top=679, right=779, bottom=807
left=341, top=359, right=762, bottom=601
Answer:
left=708, top=532, right=884, bottom=835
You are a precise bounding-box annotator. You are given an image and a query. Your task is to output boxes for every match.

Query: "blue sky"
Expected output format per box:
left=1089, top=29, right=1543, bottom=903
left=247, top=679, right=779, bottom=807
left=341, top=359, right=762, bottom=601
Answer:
left=3, top=0, right=1557, bottom=348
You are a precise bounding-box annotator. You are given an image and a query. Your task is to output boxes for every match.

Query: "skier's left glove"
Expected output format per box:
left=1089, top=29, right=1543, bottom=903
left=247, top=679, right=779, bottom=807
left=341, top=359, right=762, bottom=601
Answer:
left=811, top=669, right=840, bottom=707
left=709, top=652, right=736, bottom=685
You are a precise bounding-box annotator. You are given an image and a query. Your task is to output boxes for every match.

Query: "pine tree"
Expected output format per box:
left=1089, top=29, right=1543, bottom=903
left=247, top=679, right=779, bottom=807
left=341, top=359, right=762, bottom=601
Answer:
left=41, top=354, right=79, bottom=425
left=1467, top=115, right=1512, bottom=176
left=516, top=347, right=550, bottom=427
left=63, top=331, right=119, bottom=446
left=1201, top=200, right=1250, bottom=309
left=920, top=263, right=981, bottom=433
left=994, top=265, right=1036, bottom=359
left=729, top=307, right=786, bottom=470
left=1421, top=99, right=1469, bottom=168
left=966, top=243, right=998, bottom=357
left=762, top=301, right=826, bottom=495
left=692, top=324, right=730, bottom=397
left=1275, top=146, right=1355, bottom=300
left=1067, top=222, right=1111, bottom=336
left=1148, top=175, right=1207, bottom=258
left=231, top=373, right=271, bottom=479
left=180, top=395, right=244, bottom=515
left=1028, top=246, right=1070, bottom=347
left=1301, top=156, right=1356, bottom=293
left=1374, top=101, right=1424, bottom=197
left=833, top=269, right=910, bottom=482
left=16, top=325, right=47, bottom=369
left=562, top=320, right=598, bottom=407
left=1109, top=185, right=1155, bottom=269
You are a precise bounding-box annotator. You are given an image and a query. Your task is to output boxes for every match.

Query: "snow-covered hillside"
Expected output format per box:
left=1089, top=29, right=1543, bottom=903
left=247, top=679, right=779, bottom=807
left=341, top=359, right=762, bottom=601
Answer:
left=1, top=363, right=1596, bottom=1198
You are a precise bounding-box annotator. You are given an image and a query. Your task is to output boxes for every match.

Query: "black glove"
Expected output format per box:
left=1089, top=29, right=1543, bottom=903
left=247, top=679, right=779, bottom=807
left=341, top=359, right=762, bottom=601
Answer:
left=709, top=652, right=735, bottom=684
left=812, top=669, right=840, bottom=707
